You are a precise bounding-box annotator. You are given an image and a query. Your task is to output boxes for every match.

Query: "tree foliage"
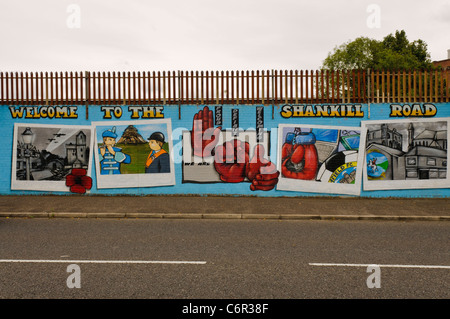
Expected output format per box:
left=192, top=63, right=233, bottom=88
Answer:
left=322, top=30, right=434, bottom=71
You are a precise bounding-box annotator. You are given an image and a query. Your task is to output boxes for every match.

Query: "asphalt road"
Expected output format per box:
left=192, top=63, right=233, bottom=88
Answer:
left=0, top=217, right=448, bottom=302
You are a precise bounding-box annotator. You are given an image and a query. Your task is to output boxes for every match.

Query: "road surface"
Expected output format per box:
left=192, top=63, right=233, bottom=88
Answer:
left=0, top=217, right=448, bottom=301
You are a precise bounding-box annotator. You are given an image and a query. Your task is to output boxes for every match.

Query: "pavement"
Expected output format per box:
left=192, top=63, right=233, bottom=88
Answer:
left=0, top=195, right=449, bottom=221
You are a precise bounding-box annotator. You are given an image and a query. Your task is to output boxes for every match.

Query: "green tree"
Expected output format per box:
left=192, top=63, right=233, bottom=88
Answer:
left=322, top=30, right=434, bottom=71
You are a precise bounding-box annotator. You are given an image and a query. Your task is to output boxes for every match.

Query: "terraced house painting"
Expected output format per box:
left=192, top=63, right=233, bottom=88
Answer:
left=276, top=124, right=364, bottom=195
left=11, top=123, right=94, bottom=192
left=92, top=119, right=175, bottom=189
left=361, top=118, right=450, bottom=190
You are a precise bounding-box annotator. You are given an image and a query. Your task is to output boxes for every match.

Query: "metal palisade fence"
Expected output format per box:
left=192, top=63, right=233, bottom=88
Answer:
left=0, top=69, right=449, bottom=106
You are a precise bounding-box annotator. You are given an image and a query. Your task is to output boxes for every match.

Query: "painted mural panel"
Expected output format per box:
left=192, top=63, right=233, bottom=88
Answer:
left=92, top=119, right=175, bottom=189
left=11, top=123, right=94, bottom=192
left=276, top=124, right=364, bottom=195
left=361, top=118, right=450, bottom=190
left=181, top=106, right=279, bottom=191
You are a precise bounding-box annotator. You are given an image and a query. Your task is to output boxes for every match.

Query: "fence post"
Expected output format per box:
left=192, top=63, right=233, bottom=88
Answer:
left=445, top=70, right=450, bottom=102
left=178, top=70, right=182, bottom=119
left=235, top=70, right=240, bottom=105
left=367, top=69, right=371, bottom=119
left=0, top=72, right=3, bottom=105
left=84, top=71, right=90, bottom=119
left=408, top=70, right=411, bottom=102
left=271, top=70, right=275, bottom=119
left=435, top=69, right=438, bottom=103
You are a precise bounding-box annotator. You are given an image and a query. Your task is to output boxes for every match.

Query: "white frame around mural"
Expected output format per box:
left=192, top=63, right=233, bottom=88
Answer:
left=11, top=123, right=94, bottom=192
left=361, top=118, right=450, bottom=191
left=92, top=119, right=175, bottom=189
left=276, top=124, right=364, bottom=196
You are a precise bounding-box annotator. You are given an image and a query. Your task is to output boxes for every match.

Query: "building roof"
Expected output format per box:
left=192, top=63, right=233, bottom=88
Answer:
left=433, top=58, right=450, bottom=70
left=366, top=143, right=405, bottom=157
left=405, top=146, right=447, bottom=157
left=436, top=131, right=447, bottom=140
left=415, top=129, right=447, bottom=140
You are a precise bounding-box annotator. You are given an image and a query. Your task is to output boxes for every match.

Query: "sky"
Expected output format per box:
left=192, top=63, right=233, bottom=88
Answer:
left=0, top=0, right=449, bottom=72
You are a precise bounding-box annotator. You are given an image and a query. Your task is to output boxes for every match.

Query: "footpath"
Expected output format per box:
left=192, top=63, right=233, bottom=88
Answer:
left=0, top=195, right=448, bottom=221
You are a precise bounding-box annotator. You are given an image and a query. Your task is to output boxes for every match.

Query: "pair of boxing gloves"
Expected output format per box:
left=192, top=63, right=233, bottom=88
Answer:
left=211, top=132, right=320, bottom=186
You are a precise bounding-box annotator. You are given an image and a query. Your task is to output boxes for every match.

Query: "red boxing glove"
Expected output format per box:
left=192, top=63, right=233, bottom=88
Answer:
left=214, top=139, right=249, bottom=183
left=246, top=144, right=279, bottom=191
left=191, top=106, right=222, bottom=158
left=281, top=143, right=318, bottom=180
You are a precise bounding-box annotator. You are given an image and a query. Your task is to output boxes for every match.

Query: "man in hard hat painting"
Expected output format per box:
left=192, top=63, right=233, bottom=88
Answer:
left=98, top=126, right=131, bottom=175
left=145, top=132, right=170, bottom=173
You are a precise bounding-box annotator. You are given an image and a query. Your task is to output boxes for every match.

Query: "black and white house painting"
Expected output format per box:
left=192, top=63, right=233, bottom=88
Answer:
left=361, top=118, right=449, bottom=190
left=11, top=123, right=94, bottom=192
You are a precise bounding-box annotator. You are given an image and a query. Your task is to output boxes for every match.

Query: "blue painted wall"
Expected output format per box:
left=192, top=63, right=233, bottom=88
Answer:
left=2, top=103, right=449, bottom=197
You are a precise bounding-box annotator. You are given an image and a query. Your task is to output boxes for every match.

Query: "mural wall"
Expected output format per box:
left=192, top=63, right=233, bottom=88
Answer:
left=276, top=124, right=364, bottom=195
left=362, top=118, right=448, bottom=190
left=2, top=102, right=449, bottom=197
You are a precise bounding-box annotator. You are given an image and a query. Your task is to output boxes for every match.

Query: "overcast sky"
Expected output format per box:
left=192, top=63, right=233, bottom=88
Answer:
left=1, top=0, right=449, bottom=72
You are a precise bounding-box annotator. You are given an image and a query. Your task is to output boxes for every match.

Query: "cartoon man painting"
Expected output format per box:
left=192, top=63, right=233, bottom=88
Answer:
left=145, top=132, right=170, bottom=173
left=99, top=127, right=131, bottom=175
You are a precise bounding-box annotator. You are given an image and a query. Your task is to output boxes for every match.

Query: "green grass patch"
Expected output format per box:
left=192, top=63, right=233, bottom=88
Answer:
left=118, top=143, right=149, bottom=174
